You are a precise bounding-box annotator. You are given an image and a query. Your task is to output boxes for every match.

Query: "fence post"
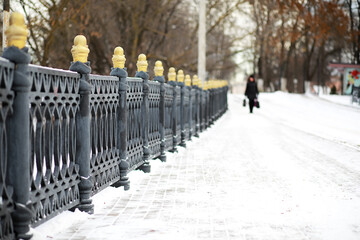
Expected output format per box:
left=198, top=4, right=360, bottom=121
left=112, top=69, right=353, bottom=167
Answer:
left=207, top=83, right=212, bottom=127
left=69, top=35, right=94, bottom=214
left=177, top=70, right=186, bottom=147
left=212, top=84, right=216, bottom=121
left=194, top=77, right=200, bottom=137
left=167, top=68, right=178, bottom=152
left=154, top=61, right=166, bottom=162
left=208, top=87, right=212, bottom=126
left=192, top=75, right=199, bottom=138
left=185, top=74, right=192, bottom=140
left=135, top=54, right=151, bottom=173
left=226, top=83, right=229, bottom=111
left=110, top=47, right=130, bottom=190
left=199, top=84, right=205, bottom=132
left=199, top=84, right=203, bottom=132
left=207, top=82, right=212, bottom=126
left=2, top=12, right=33, bottom=239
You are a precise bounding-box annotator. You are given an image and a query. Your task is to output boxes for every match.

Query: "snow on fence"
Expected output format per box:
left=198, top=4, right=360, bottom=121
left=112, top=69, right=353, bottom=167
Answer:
left=0, top=13, right=228, bottom=240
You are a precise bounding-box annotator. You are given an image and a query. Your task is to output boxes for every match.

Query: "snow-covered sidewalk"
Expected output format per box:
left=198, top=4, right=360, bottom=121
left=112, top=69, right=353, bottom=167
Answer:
left=33, top=93, right=360, bottom=240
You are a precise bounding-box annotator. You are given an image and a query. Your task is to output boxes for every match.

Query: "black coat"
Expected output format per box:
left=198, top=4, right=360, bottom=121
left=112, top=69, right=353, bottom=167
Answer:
left=245, top=81, right=259, bottom=100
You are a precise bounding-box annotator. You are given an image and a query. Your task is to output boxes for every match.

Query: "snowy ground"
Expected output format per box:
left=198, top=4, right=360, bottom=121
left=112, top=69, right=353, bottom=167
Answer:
left=33, top=92, right=360, bottom=240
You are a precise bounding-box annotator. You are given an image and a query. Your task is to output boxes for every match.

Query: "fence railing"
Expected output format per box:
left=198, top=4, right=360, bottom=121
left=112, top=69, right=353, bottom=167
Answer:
left=0, top=13, right=228, bottom=240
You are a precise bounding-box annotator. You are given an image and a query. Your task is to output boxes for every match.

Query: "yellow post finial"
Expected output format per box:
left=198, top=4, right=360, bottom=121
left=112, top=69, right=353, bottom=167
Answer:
left=5, top=12, right=28, bottom=49
left=185, top=74, right=191, bottom=86
left=71, top=35, right=90, bottom=63
left=208, top=80, right=212, bottom=89
left=154, top=60, right=164, bottom=77
left=137, top=53, right=148, bottom=72
left=112, top=47, right=126, bottom=69
left=193, top=75, right=199, bottom=86
left=177, top=70, right=184, bottom=83
left=168, top=67, right=176, bottom=81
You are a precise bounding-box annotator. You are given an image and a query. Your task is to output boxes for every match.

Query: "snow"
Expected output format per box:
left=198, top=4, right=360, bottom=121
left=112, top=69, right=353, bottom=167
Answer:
left=317, top=93, right=354, bottom=106
left=32, top=92, right=360, bottom=240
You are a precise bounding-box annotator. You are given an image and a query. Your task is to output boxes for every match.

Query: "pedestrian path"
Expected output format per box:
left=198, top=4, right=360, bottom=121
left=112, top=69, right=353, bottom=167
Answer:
left=34, top=94, right=360, bottom=240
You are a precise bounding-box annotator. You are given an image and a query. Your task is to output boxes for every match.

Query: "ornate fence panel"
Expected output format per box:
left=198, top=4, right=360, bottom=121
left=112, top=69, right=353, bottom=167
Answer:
left=89, top=74, right=120, bottom=195
left=28, top=65, right=81, bottom=226
left=164, top=83, right=174, bottom=151
left=148, top=81, right=161, bottom=159
left=126, top=77, right=144, bottom=170
left=0, top=57, right=15, bottom=239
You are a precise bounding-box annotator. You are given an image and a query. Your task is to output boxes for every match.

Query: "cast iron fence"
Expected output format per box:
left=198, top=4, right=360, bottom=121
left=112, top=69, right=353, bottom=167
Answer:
left=0, top=48, right=228, bottom=240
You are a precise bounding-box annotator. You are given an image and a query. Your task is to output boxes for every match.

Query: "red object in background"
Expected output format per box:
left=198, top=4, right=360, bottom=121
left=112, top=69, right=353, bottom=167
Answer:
left=351, top=70, right=360, bottom=79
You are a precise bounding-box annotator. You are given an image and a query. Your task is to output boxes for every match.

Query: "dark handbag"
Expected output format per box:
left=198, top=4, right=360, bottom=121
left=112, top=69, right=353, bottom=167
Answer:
left=255, top=99, right=260, bottom=108
left=243, top=98, right=246, bottom=107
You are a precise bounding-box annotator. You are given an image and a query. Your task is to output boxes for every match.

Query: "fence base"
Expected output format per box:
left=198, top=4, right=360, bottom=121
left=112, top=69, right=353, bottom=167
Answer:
left=138, top=162, right=151, bottom=173
left=12, top=203, right=33, bottom=240
left=159, top=154, right=167, bottom=162
left=112, top=160, right=130, bottom=190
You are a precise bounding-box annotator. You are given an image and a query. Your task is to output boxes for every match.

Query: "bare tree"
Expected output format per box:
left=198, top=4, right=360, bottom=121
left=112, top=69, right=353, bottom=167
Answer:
left=18, top=0, right=241, bottom=79
left=246, top=0, right=350, bottom=92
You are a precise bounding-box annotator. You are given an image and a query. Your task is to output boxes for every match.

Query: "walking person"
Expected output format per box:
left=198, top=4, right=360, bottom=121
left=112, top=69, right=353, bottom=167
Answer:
left=244, top=74, right=259, bottom=113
